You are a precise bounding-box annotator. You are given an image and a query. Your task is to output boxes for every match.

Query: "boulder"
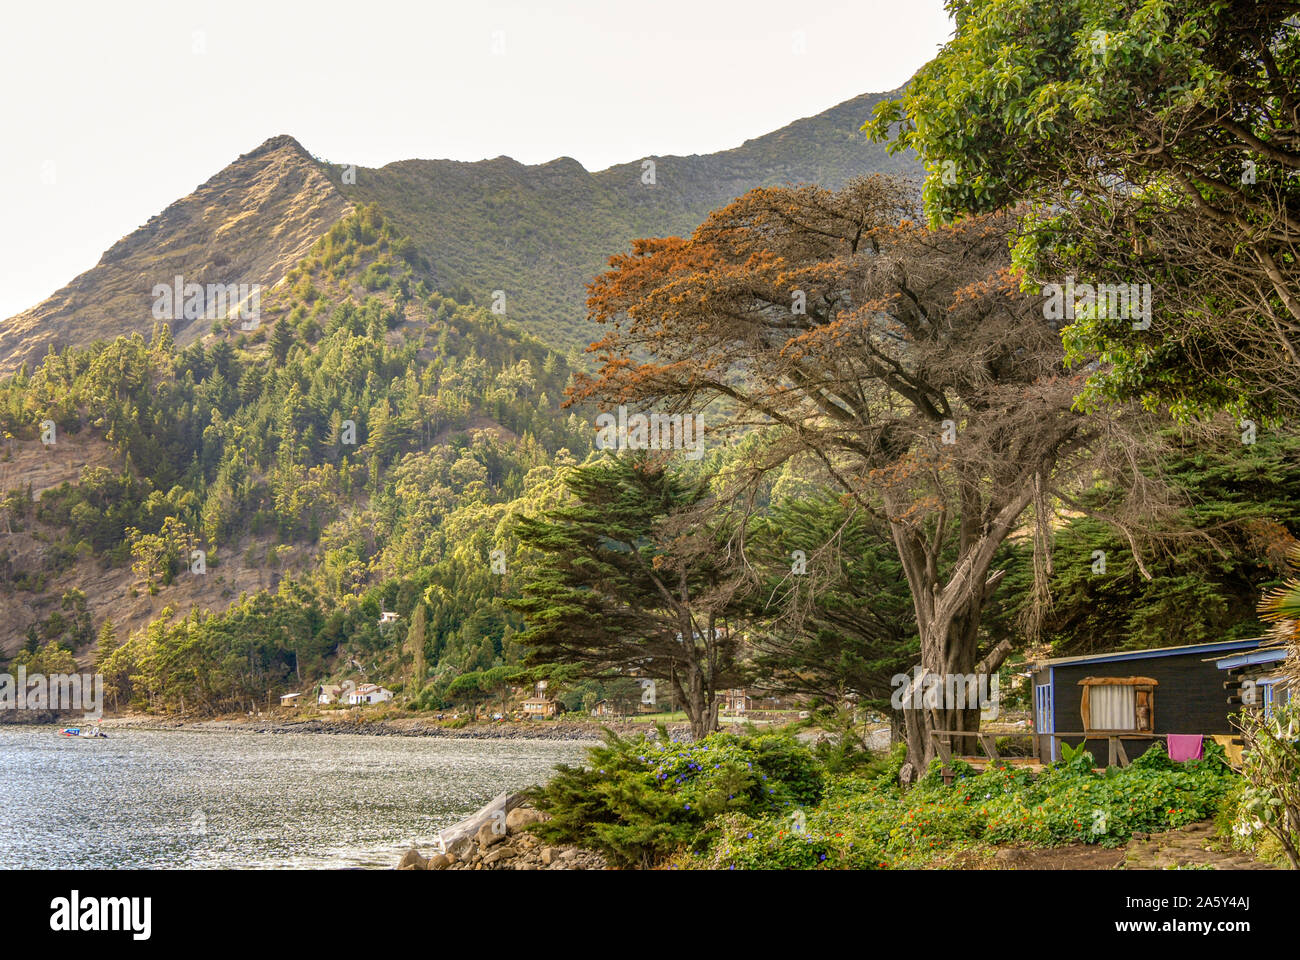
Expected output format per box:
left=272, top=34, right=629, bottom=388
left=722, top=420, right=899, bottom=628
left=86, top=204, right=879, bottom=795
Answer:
left=505, top=807, right=549, bottom=833
left=540, top=847, right=558, bottom=865
left=398, top=848, right=428, bottom=870
left=476, top=821, right=507, bottom=849
left=446, top=834, right=477, bottom=861
left=427, top=853, right=451, bottom=870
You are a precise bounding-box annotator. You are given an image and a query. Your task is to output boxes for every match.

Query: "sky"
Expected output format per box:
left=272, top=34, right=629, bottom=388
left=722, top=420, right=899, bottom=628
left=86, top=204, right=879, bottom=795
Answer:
left=0, top=0, right=953, bottom=321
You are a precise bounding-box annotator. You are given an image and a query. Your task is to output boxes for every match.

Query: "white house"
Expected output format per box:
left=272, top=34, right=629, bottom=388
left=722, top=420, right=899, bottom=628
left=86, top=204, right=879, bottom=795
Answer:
left=378, top=611, right=399, bottom=625
left=318, top=684, right=343, bottom=705
left=348, top=683, right=394, bottom=706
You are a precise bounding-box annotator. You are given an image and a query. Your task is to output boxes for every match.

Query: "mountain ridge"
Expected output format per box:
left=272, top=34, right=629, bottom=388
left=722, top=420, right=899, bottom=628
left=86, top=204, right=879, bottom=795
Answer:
left=1, top=88, right=916, bottom=370
left=334, top=88, right=918, bottom=353
left=0, top=135, right=351, bottom=375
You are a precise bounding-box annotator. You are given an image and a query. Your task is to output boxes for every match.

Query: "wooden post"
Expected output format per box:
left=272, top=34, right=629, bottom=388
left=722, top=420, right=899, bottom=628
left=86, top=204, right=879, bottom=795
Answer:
left=978, top=733, right=1000, bottom=762
left=934, top=733, right=954, bottom=785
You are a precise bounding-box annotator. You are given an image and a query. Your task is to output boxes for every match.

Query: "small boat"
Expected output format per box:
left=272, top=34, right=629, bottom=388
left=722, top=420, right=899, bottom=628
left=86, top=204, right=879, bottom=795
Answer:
left=59, top=726, right=108, bottom=739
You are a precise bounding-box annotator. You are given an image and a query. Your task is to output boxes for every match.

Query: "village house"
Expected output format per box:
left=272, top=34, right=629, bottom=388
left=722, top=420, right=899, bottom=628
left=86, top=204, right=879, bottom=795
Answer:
left=721, top=688, right=796, bottom=716
left=348, top=683, right=394, bottom=706
left=279, top=692, right=303, bottom=709
left=522, top=680, right=561, bottom=718
left=722, top=689, right=751, bottom=714
left=317, top=684, right=343, bottom=705
left=522, top=697, right=560, bottom=718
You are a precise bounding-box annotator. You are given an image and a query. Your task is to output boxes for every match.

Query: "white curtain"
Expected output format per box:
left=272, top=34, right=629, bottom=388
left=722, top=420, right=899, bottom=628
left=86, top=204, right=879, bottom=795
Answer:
left=1089, top=685, right=1135, bottom=731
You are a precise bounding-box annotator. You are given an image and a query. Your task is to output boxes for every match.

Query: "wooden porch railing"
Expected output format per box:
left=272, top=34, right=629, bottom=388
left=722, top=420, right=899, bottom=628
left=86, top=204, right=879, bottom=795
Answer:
left=930, top=728, right=1036, bottom=784
left=1044, top=731, right=1170, bottom=768
left=933, top=729, right=1235, bottom=781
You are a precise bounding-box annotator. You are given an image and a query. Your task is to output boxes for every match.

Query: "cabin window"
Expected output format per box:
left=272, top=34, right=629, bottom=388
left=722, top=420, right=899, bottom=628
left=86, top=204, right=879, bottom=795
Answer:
left=1078, top=677, right=1157, bottom=733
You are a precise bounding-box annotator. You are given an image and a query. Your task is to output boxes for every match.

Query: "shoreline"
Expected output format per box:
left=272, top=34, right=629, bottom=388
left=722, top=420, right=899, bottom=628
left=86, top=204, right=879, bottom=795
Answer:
left=93, top=712, right=690, bottom=742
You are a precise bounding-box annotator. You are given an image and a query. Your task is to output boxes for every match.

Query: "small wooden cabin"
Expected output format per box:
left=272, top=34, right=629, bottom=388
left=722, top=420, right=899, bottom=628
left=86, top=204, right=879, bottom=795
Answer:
left=1030, top=638, right=1268, bottom=765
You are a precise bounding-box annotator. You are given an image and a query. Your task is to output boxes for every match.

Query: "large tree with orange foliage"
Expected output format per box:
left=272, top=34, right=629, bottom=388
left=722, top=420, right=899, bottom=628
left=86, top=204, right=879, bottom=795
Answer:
left=574, top=176, right=1164, bottom=774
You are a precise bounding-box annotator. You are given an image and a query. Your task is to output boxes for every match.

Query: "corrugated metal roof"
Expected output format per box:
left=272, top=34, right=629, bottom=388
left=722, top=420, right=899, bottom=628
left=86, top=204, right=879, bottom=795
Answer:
left=1033, top=637, right=1265, bottom=669
left=1210, top=646, right=1290, bottom=670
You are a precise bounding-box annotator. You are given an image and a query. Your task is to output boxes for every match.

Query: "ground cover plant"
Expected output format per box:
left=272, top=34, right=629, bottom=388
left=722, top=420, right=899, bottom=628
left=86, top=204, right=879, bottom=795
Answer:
left=529, top=729, right=1240, bottom=869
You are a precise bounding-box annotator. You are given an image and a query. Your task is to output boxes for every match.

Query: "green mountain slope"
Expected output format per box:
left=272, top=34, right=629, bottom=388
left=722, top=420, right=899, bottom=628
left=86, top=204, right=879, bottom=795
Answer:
left=0, top=205, right=587, bottom=676
left=332, top=89, right=919, bottom=356
left=0, top=90, right=915, bottom=374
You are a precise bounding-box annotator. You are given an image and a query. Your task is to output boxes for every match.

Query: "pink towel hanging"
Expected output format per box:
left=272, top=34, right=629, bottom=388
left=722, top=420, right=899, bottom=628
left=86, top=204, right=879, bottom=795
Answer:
left=1167, top=734, right=1204, bottom=762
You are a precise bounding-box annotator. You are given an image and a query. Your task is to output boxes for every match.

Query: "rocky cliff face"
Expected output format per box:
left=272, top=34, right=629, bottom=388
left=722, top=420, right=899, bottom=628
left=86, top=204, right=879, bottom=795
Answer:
left=0, top=135, right=352, bottom=375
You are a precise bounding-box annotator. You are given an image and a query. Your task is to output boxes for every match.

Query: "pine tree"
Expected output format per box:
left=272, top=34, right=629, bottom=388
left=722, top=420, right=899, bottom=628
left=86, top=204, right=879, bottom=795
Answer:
left=270, top=319, right=294, bottom=364
left=93, top=618, right=119, bottom=671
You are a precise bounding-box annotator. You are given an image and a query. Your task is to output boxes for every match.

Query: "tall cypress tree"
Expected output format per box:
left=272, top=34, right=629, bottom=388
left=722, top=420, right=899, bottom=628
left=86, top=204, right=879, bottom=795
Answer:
left=511, top=453, right=745, bottom=739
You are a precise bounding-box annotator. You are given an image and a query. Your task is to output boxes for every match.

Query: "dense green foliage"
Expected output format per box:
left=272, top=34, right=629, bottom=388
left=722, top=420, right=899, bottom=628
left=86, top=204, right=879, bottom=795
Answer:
left=527, top=728, right=824, bottom=867
left=0, top=206, right=592, bottom=708
left=511, top=454, right=746, bottom=737
left=997, top=431, right=1300, bottom=655
left=868, top=0, right=1300, bottom=419
left=1233, top=702, right=1300, bottom=868
left=526, top=729, right=1238, bottom=869
left=698, top=743, right=1235, bottom=869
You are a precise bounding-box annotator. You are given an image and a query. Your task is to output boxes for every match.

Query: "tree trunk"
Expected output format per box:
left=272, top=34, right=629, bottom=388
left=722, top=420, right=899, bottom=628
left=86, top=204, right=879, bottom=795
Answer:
left=900, top=604, right=989, bottom=777
left=675, top=671, right=718, bottom=741
left=883, top=476, right=1032, bottom=782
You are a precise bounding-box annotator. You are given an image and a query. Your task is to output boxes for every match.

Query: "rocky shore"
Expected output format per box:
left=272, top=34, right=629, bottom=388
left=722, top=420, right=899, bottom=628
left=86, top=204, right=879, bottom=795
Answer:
left=397, top=803, right=607, bottom=871
left=97, top=711, right=690, bottom=742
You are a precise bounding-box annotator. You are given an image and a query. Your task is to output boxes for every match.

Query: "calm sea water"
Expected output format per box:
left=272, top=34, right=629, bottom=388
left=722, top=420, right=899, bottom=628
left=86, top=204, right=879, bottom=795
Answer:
left=0, top=727, right=590, bottom=869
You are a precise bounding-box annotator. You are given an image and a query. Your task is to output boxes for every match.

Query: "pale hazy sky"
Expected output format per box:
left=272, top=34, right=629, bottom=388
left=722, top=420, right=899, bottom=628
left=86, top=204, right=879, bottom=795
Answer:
left=0, top=0, right=952, bottom=321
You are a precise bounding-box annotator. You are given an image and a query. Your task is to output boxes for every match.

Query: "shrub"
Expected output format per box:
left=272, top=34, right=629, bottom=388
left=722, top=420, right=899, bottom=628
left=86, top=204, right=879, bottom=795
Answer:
left=1233, top=703, right=1300, bottom=868
left=691, top=743, right=1238, bottom=868
left=527, top=728, right=824, bottom=868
